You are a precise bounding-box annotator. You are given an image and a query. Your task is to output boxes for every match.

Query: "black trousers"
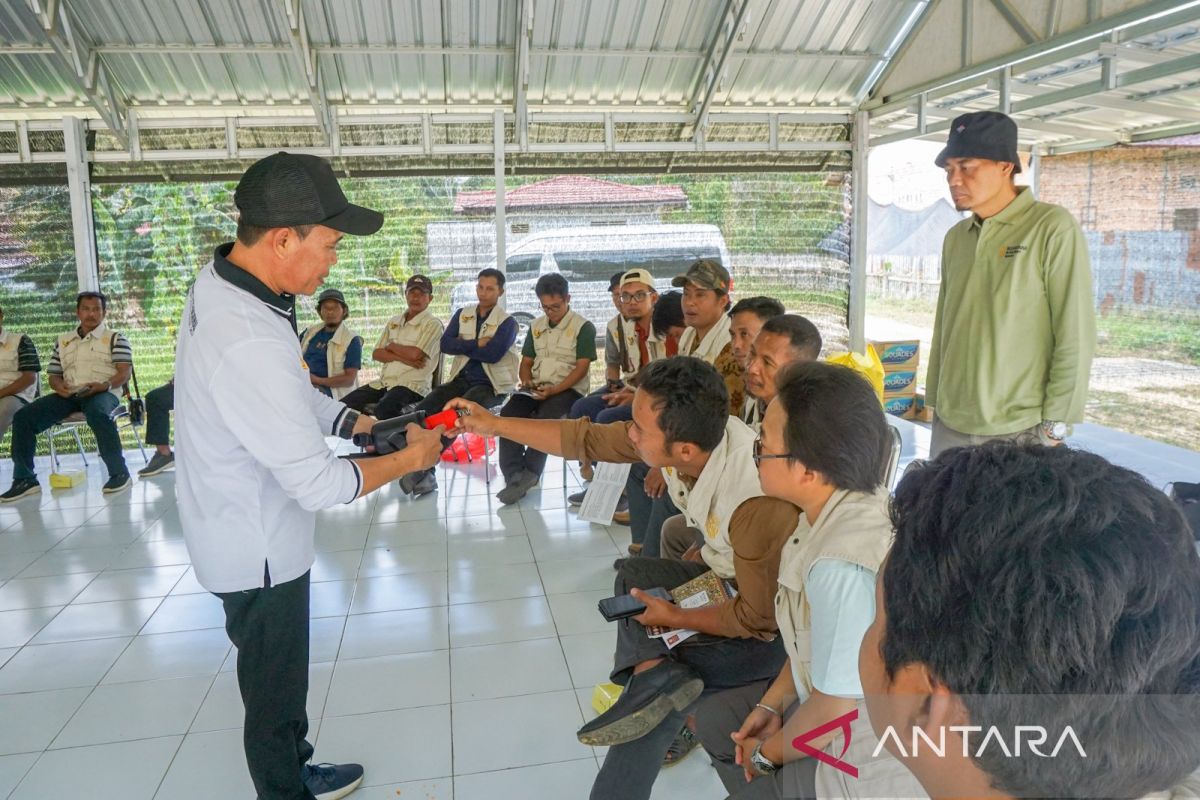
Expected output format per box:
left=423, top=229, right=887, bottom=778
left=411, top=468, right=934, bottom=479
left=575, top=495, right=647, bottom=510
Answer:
left=497, top=390, right=581, bottom=481
left=216, top=571, right=316, bottom=800
left=144, top=382, right=174, bottom=446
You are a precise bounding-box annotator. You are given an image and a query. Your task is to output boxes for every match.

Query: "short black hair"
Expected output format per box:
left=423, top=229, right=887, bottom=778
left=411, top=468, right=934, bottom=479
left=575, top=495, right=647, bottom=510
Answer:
left=477, top=267, right=506, bottom=288
left=636, top=357, right=728, bottom=452
left=76, top=291, right=107, bottom=312
left=651, top=290, right=684, bottom=339
left=236, top=219, right=313, bottom=246
left=609, top=271, right=625, bottom=292
left=883, top=442, right=1200, bottom=798
left=535, top=273, right=569, bottom=299
left=774, top=361, right=888, bottom=492
left=729, top=296, right=785, bottom=322
left=760, top=314, right=822, bottom=361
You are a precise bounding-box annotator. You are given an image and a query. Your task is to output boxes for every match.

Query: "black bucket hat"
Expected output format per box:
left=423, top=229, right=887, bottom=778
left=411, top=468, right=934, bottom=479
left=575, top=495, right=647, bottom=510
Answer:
left=935, top=111, right=1022, bottom=174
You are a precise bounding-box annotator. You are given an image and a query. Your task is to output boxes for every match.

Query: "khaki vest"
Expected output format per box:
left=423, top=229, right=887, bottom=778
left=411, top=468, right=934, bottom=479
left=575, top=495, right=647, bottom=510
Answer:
left=662, top=416, right=762, bottom=580
left=606, top=314, right=669, bottom=383
left=58, top=324, right=122, bottom=399
left=447, top=304, right=519, bottom=395
left=0, top=330, right=36, bottom=402
left=678, top=318, right=732, bottom=365
left=741, top=396, right=764, bottom=432
left=774, top=488, right=925, bottom=798
left=529, top=309, right=590, bottom=395
left=373, top=309, right=443, bottom=394
left=300, top=322, right=361, bottom=401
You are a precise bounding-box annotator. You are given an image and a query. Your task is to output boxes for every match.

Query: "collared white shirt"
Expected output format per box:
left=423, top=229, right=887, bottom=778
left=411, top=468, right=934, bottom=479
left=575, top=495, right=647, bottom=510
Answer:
left=175, top=244, right=363, bottom=593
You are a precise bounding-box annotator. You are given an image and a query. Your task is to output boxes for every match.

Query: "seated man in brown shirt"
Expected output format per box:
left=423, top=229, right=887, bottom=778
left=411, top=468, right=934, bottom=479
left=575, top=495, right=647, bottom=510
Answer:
left=449, top=357, right=800, bottom=800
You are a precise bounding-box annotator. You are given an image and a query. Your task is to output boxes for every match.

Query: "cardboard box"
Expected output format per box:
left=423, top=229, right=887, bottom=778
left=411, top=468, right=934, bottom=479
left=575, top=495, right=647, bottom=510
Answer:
left=869, top=339, right=920, bottom=369
left=883, top=395, right=917, bottom=418
left=912, top=391, right=934, bottom=423
left=592, top=682, right=623, bottom=715
left=882, top=368, right=918, bottom=395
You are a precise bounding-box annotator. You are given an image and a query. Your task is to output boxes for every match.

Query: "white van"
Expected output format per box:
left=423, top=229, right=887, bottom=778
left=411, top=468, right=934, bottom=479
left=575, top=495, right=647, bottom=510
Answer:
left=449, top=223, right=732, bottom=332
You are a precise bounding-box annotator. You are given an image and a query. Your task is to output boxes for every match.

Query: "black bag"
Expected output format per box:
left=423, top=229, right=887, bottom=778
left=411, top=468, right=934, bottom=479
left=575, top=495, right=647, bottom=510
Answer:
left=1168, top=482, right=1200, bottom=541
left=109, top=332, right=145, bottom=426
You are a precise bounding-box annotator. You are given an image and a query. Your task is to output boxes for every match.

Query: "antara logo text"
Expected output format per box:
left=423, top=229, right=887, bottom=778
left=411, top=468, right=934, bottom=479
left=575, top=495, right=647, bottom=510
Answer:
left=872, top=725, right=1087, bottom=760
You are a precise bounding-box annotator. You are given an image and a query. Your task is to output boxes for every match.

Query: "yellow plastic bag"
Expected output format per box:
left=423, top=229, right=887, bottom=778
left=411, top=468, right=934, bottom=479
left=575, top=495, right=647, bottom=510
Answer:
left=826, top=347, right=885, bottom=404
left=591, top=682, right=623, bottom=715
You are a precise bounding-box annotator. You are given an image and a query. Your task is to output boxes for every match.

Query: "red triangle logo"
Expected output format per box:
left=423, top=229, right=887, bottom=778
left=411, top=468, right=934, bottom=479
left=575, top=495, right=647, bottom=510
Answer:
left=791, top=708, right=859, bottom=778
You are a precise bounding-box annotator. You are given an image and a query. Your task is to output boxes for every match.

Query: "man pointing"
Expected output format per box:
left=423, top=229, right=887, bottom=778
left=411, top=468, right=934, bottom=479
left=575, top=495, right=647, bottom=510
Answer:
left=175, top=152, right=446, bottom=800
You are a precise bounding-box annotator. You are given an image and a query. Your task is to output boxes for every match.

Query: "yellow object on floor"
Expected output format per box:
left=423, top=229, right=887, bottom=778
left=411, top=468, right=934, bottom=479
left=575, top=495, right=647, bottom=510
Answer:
left=592, top=681, right=622, bottom=715
left=49, top=471, right=86, bottom=489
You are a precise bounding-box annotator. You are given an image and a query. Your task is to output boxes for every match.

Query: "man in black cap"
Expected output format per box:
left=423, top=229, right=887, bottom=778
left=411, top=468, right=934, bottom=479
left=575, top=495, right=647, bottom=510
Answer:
left=300, top=288, right=363, bottom=400
left=927, top=111, right=1095, bottom=457
left=174, top=152, right=449, bottom=800
left=340, top=273, right=443, bottom=418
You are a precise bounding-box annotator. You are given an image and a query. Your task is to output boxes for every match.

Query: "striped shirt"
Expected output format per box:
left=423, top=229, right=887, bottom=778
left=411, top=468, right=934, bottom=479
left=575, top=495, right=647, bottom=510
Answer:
left=47, top=328, right=133, bottom=375
left=15, top=335, right=40, bottom=373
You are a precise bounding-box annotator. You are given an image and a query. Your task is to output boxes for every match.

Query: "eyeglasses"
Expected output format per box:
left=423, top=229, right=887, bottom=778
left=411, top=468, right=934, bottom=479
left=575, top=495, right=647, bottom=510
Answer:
left=619, top=291, right=652, bottom=304
left=540, top=301, right=567, bottom=314
left=752, top=436, right=790, bottom=465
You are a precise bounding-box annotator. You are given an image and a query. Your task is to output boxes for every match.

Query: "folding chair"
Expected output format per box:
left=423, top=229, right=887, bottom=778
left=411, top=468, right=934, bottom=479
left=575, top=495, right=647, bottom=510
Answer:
left=881, top=424, right=903, bottom=491
left=44, top=399, right=149, bottom=473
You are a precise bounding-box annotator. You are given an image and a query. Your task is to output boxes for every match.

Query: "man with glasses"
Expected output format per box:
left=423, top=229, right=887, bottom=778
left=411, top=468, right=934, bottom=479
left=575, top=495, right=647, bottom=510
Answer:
left=495, top=273, right=596, bottom=504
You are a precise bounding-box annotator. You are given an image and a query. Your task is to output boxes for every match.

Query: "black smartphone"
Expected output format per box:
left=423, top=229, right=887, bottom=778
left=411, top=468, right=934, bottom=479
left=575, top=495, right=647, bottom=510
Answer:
left=598, top=587, right=673, bottom=622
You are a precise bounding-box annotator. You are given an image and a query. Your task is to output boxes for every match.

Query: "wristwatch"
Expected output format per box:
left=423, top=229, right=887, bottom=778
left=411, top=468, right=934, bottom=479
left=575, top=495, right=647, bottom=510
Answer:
left=749, top=742, right=779, bottom=776
left=1040, top=420, right=1071, bottom=441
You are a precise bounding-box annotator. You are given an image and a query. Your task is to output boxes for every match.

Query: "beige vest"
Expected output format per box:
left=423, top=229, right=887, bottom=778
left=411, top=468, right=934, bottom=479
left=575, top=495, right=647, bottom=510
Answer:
left=774, top=488, right=925, bottom=798
left=447, top=303, right=519, bottom=395
left=678, top=317, right=732, bottom=365
left=741, top=396, right=764, bottom=432
left=300, top=322, right=361, bottom=401
left=0, top=330, right=36, bottom=402
left=662, top=416, right=762, bottom=580
left=606, top=314, right=669, bottom=383
left=373, top=309, right=443, bottom=394
left=58, top=324, right=121, bottom=399
left=529, top=309, right=590, bottom=395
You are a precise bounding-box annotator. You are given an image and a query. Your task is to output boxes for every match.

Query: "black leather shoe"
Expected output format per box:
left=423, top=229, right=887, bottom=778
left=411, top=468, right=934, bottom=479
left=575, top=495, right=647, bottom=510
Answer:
left=576, top=660, right=702, bottom=746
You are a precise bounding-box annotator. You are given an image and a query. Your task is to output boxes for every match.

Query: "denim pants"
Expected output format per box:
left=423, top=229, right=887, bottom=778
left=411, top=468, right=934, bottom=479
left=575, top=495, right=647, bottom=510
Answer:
left=11, top=391, right=128, bottom=480
left=144, top=382, right=174, bottom=446
left=498, top=390, right=580, bottom=480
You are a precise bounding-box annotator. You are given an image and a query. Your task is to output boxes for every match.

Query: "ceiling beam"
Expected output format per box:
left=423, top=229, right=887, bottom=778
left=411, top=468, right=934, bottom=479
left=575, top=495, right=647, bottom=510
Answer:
left=277, top=0, right=332, bottom=144
left=25, top=0, right=127, bottom=145
left=988, top=0, right=1039, bottom=45
left=867, top=0, right=1200, bottom=115
left=513, top=0, right=531, bottom=150
left=998, top=75, right=1200, bottom=124
left=690, top=0, right=751, bottom=141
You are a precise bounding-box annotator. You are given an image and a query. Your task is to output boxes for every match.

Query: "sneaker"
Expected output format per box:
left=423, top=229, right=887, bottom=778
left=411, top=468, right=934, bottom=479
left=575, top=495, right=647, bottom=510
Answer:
left=496, top=470, right=539, bottom=505
left=0, top=478, right=40, bottom=504
left=137, top=451, right=175, bottom=477
left=302, top=762, right=364, bottom=800
left=102, top=473, right=132, bottom=495
left=411, top=470, right=437, bottom=497
left=576, top=660, right=703, bottom=746
left=568, top=489, right=587, bottom=507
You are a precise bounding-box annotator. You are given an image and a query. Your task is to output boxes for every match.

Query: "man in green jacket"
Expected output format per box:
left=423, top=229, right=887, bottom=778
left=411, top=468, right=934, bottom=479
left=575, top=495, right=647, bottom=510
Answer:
left=927, top=111, right=1095, bottom=457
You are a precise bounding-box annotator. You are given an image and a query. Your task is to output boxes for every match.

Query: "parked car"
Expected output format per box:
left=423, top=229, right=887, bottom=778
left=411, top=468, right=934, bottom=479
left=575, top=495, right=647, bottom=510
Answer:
left=448, top=223, right=732, bottom=334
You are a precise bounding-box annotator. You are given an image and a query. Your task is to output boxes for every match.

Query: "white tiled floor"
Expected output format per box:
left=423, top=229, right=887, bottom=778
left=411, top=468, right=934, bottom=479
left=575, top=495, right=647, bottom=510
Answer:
left=0, top=449, right=725, bottom=799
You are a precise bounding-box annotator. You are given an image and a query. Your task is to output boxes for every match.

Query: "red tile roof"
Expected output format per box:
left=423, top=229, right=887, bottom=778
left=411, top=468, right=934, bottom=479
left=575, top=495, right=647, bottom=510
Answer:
left=454, top=175, right=687, bottom=214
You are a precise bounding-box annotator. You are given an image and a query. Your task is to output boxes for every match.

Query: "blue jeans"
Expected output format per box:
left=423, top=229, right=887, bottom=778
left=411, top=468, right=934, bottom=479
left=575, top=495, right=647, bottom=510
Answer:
left=626, top=463, right=678, bottom=551
left=11, top=391, right=128, bottom=480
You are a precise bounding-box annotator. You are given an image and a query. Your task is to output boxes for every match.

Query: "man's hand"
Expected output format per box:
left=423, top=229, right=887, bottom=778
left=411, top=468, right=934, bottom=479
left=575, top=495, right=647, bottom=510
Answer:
left=445, top=398, right=500, bottom=436
left=351, top=414, right=377, bottom=439
left=71, top=382, right=107, bottom=398
left=531, top=384, right=554, bottom=401
left=732, top=705, right=783, bottom=761
left=603, top=387, right=635, bottom=407
left=54, top=384, right=75, bottom=399
left=476, top=336, right=493, bottom=348
left=404, top=424, right=447, bottom=470
left=644, top=468, right=667, bottom=498
left=630, top=587, right=678, bottom=629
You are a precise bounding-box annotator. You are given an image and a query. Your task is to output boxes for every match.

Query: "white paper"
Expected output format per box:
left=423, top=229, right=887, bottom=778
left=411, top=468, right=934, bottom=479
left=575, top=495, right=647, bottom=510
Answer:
left=578, top=461, right=633, bottom=525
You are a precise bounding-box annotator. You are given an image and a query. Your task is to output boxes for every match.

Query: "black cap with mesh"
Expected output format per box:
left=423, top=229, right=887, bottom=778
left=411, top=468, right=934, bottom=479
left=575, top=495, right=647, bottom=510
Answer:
left=234, top=152, right=384, bottom=235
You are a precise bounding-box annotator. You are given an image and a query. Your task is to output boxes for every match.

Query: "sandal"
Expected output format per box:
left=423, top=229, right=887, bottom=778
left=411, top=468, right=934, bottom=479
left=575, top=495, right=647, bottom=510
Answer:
left=662, top=724, right=698, bottom=768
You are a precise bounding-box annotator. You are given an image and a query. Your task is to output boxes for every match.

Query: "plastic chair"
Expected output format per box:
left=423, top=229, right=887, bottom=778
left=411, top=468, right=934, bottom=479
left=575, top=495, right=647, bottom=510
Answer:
left=45, top=401, right=149, bottom=472
left=881, top=424, right=903, bottom=491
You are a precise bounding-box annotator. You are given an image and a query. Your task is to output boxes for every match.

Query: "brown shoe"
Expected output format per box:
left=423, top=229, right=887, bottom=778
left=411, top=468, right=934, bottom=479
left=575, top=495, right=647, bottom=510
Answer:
left=613, top=509, right=631, bottom=526
left=581, top=462, right=594, bottom=482
left=627, top=543, right=642, bottom=556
